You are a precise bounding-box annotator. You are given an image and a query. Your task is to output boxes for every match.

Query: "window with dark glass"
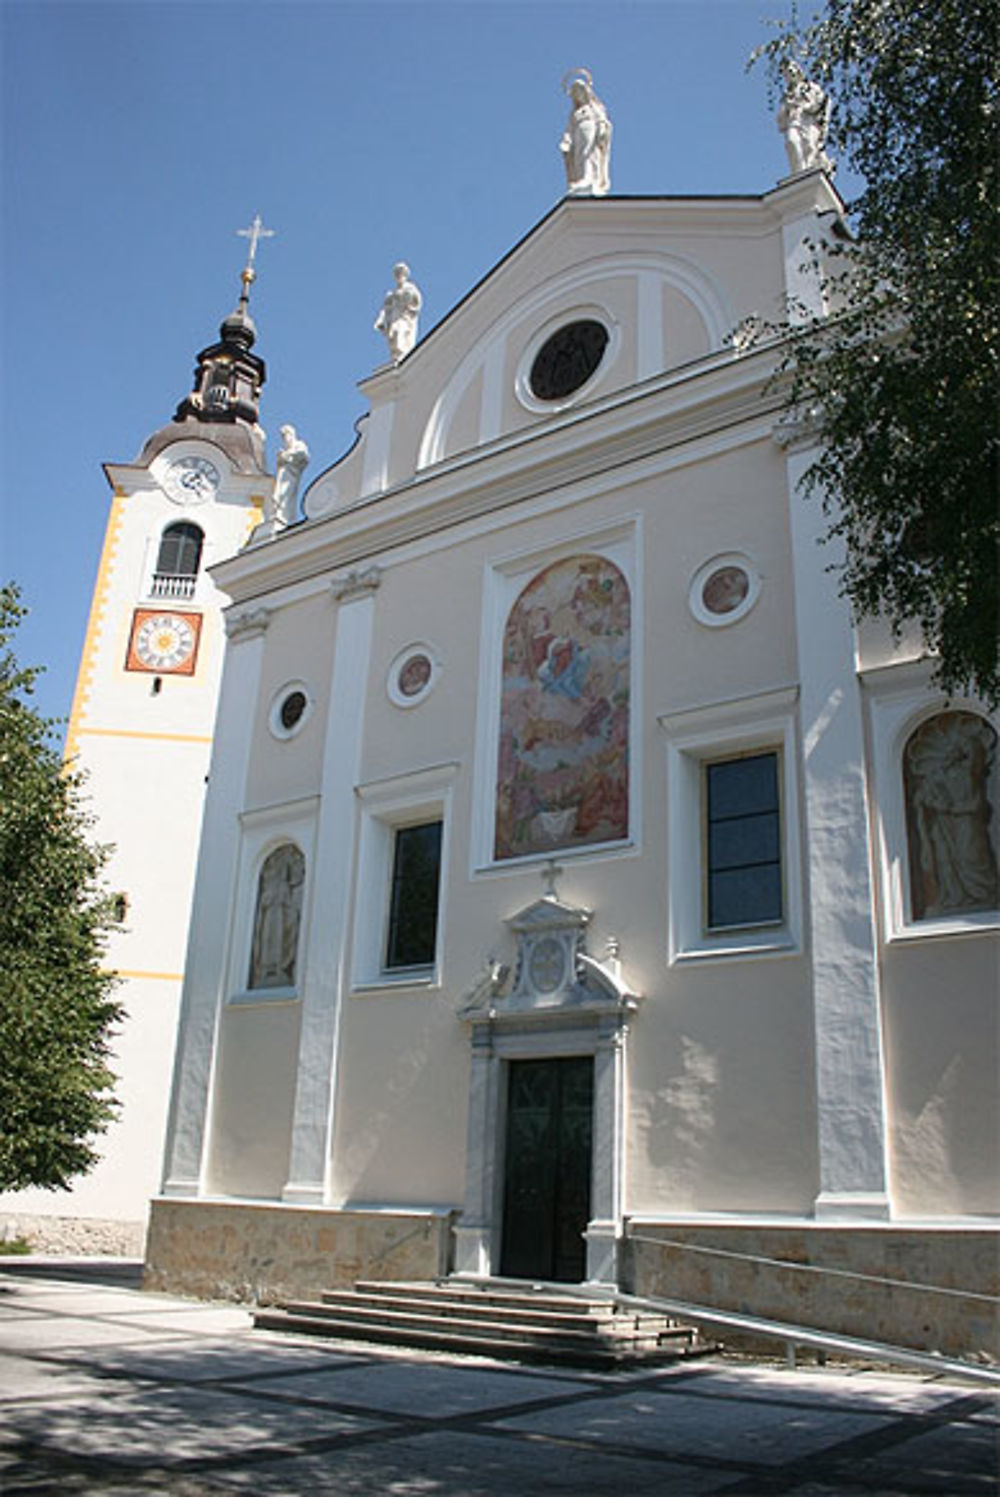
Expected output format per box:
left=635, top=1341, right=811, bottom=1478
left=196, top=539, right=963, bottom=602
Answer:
left=705, top=752, right=782, bottom=929
left=279, top=690, right=307, bottom=731
left=385, top=820, right=443, bottom=969
left=156, top=522, right=204, bottom=578
left=529, top=320, right=609, bottom=401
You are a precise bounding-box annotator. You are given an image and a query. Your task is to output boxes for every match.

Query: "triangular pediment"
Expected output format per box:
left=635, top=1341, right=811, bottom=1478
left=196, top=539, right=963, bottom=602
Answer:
left=305, top=185, right=844, bottom=520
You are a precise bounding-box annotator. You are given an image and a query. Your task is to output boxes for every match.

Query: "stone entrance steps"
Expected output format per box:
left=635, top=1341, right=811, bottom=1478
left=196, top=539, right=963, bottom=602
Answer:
left=254, top=1278, right=717, bottom=1369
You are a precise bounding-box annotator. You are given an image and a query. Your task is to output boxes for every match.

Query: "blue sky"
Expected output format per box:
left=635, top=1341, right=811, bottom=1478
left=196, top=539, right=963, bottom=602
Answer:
left=2, top=0, right=818, bottom=733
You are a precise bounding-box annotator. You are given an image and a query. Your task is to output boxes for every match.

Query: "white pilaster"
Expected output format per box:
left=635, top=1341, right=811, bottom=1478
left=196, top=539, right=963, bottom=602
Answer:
left=160, top=605, right=271, bottom=1196
left=781, top=216, right=826, bottom=322
left=281, top=566, right=381, bottom=1203
left=783, top=437, right=891, bottom=1219
left=636, top=270, right=664, bottom=380
left=479, top=344, right=505, bottom=447
left=452, top=1019, right=500, bottom=1277
left=584, top=1017, right=627, bottom=1284
left=360, top=389, right=397, bottom=496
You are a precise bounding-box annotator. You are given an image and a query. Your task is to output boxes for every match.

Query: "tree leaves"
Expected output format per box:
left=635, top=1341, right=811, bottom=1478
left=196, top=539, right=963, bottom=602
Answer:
left=756, top=0, right=999, bottom=704
left=0, top=585, right=124, bottom=1191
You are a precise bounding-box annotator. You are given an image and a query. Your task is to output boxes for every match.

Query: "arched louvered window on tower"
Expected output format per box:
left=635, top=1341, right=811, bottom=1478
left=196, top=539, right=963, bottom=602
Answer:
left=152, top=522, right=204, bottom=600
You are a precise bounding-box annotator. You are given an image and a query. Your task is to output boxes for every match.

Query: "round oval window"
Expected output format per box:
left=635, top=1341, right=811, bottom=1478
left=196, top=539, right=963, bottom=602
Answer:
left=702, top=565, right=750, bottom=617
left=279, top=689, right=308, bottom=731
left=397, top=653, right=432, bottom=699
left=529, top=319, right=609, bottom=401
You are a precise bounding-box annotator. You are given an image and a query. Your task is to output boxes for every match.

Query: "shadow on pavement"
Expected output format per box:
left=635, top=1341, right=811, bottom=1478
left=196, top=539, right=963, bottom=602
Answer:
left=0, top=1258, right=144, bottom=1288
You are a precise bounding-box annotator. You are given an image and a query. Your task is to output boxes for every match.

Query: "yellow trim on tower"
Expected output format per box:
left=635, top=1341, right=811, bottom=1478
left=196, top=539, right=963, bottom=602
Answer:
left=245, top=499, right=265, bottom=541
left=77, top=727, right=213, bottom=745
left=111, top=969, right=186, bottom=982
left=64, top=488, right=129, bottom=764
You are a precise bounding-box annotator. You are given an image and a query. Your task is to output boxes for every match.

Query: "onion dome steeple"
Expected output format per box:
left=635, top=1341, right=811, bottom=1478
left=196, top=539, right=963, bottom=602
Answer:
left=139, top=216, right=274, bottom=475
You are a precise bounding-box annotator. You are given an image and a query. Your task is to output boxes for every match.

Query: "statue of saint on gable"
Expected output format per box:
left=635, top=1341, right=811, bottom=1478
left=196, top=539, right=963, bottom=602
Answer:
left=272, top=424, right=309, bottom=524
left=559, top=69, right=612, bottom=197
left=777, top=60, right=835, bottom=176
left=374, top=261, right=422, bottom=363
left=250, top=423, right=310, bottom=544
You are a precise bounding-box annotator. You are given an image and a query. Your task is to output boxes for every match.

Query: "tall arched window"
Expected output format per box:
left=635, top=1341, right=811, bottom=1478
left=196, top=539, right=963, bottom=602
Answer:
left=153, top=522, right=204, bottom=600
left=903, top=711, right=998, bottom=920
left=495, top=553, right=630, bottom=860
left=247, top=843, right=305, bottom=990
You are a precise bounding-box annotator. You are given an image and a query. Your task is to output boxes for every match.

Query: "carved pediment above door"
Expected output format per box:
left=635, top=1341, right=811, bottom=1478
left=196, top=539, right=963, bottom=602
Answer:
left=459, top=864, right=641, bottom=1030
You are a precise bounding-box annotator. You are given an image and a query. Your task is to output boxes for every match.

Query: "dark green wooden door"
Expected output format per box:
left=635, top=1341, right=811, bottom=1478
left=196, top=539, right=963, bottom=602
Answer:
left=499, top=1057, right=593, bottom=1282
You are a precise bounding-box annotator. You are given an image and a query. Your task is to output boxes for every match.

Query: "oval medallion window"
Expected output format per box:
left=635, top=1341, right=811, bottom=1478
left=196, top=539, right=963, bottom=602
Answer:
left=703, top=565, right=750, bottom=616
left=529, top=320, right=609, bottom=401
left=388, top=644, right=440, bottom=708
left=280, top=690, right=308, bottom=731
left=689, top=554, right=760, bottom=628
left=269, top=681, right=313, bottom=740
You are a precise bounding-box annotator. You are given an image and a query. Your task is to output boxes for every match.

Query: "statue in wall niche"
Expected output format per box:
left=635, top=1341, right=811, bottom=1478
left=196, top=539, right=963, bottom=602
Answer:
left=777, top=59, right=834, bottom=176
left=269, top=424, right=310, bottom=528
left=374, top=261, right=422, bottom=363
left=249, top=844, right=305, bottom=989
left=904, top=712, right=999, bottom=920
left=559, top=69, right=612, bottom=197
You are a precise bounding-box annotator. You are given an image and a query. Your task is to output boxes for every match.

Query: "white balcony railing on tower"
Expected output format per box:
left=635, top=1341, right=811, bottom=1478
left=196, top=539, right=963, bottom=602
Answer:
left=150, top=573, right=196, bottom=600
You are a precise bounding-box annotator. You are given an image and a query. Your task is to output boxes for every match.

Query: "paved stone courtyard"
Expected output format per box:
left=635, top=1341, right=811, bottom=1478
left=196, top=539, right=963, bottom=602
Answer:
left=0, top=1262, right=995, bottom=1494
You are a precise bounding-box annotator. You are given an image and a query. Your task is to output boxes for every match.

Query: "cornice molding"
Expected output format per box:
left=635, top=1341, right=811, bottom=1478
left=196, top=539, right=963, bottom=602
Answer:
left=212, top=351, right=786, bottom=606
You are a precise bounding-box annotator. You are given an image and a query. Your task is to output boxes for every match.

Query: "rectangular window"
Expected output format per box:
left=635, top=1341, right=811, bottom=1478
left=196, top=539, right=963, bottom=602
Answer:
left=385, top=820, right=443, bottom=970
left=705, top=752, right=782, bottom=930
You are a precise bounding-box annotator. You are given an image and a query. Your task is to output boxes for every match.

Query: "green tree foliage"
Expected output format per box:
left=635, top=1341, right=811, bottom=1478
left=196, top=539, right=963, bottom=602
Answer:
left=756, top=0, right=999, bottom=704
left=0, top=586, right=123, bottom=1190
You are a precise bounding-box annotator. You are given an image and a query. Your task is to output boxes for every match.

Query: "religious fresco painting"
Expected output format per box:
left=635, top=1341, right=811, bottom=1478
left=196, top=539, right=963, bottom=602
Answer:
left=903, top=711, right=998, bottom=920
left=495, top=554, right=630, bottom=860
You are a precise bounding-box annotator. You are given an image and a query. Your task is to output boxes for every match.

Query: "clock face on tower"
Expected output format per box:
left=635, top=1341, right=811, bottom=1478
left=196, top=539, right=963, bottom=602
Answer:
left=126, top=609, right=202, bottom=675
left=163, top=455, right=220, bottom=505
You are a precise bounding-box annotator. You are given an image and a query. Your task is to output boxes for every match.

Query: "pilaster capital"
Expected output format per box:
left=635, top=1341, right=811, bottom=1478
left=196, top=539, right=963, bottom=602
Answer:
left=773, top=405, right=824, bottom=451
left=330, top=564, right=383, bottom=603
left=225, top=604, right=272, bottom=641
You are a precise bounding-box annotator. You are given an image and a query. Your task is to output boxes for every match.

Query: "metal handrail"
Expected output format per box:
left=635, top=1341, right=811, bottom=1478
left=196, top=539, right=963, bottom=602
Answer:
left=366, top=1211, right=455, bottom=1269
left=628, top=1231, right=997, bottom=1305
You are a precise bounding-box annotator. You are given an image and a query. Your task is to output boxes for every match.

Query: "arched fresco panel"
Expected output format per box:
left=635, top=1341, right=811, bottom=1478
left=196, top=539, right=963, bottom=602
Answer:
left=495, top=554, right=630, bottom=860
left=903, top=711, right=998, bottom=919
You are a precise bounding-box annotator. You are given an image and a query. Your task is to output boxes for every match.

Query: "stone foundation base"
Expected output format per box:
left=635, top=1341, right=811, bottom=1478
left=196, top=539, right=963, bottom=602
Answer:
left=145, top=1198, right=455, bottom=1304
left=0, top=1213, right=146, bottom=1258
left=624, top=1221, right=999, bottom=1362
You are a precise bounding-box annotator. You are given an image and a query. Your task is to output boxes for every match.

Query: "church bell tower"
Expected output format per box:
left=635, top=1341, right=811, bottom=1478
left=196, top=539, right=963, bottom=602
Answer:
left=0, top=223, right=275, bottom=1250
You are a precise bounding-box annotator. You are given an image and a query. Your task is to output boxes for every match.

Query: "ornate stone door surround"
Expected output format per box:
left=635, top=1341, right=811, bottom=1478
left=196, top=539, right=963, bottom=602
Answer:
left=455, top=877, right=641, bottom=1286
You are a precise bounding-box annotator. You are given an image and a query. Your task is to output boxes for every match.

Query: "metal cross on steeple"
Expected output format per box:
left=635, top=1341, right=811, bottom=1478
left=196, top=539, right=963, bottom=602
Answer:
left=237, top=213, right=275, bottom=275
left=234, top=214, right=275, bottom=311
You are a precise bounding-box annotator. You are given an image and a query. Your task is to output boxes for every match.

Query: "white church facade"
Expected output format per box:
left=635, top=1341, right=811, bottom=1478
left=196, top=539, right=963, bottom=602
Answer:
left=143, top=130, right=997, bottom=1358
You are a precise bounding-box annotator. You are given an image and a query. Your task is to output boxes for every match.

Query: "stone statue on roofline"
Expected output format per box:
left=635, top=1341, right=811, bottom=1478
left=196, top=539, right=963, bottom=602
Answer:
left=778, top=59, right=835, bottom=176
left=374, top=261, right=422, bottom=364
left=271, top=424, right=309, bottom=527
left=249, top=423, right=310, bottom=544
left=559, top=68, right=612, bottom=197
